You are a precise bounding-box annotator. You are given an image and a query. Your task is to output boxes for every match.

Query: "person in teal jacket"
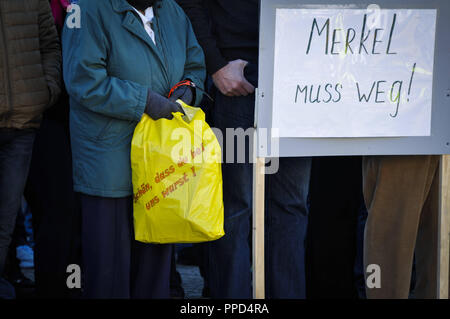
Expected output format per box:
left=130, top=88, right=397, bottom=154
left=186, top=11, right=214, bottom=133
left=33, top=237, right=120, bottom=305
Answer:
left=62, top=0, right=206, bottom=298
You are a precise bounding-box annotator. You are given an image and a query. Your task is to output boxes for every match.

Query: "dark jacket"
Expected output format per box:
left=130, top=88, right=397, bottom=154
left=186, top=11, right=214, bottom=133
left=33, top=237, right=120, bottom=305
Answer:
left=176, top=0, right=259, bottom=75
left=62, top=0, right=206, bottom=197
left=0, top=0, right=62, bottom=129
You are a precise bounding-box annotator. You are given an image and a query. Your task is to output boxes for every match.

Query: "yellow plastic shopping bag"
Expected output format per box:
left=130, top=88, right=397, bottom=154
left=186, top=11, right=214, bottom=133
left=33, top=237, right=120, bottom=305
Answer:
left=131, top=101, right=225, bottom=244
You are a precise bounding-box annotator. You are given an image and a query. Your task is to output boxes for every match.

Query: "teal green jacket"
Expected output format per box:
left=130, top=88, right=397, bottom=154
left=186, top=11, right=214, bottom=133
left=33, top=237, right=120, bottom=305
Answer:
left=62, top=0, right=206, bottom=197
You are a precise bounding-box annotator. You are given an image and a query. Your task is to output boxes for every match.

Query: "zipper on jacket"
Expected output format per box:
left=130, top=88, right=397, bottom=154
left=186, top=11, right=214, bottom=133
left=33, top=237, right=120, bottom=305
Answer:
left=152, top=5, right=171, bottom=89
left=0, top=10, right=12, bottom=115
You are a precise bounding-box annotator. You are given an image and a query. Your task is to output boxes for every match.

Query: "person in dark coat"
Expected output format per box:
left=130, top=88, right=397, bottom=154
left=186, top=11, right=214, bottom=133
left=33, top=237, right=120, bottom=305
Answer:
left=0, top=0, right=61, bottom=299
left=62, top=0, right=206, bottom=298
left=177, top=0, right=312, bottom=299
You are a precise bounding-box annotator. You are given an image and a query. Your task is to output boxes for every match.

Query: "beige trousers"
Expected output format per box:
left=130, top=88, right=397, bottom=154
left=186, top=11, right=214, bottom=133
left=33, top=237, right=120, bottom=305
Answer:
left=363, top=155, right=440, bottom=299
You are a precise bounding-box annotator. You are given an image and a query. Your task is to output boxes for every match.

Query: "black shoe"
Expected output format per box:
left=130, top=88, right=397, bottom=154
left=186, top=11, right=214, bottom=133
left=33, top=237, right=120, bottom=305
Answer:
left=170, top=286, right=185, bottom=299
left=202, top=286, right=210, bottom=298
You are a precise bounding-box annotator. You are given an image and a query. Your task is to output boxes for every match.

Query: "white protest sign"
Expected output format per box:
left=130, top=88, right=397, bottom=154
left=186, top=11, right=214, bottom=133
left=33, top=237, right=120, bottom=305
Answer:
left=272, top=9, right=437, bottom=138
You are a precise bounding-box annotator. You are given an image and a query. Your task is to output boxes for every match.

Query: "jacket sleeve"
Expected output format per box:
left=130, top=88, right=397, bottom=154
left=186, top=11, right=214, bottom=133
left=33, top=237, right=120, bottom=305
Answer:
left=38, top=0, right=62, bottom=108
left=177, top=0, right=227, bottom=76
left=183, top=15, right=207, bottom=106
left=62, top=4, right=147, bottom=122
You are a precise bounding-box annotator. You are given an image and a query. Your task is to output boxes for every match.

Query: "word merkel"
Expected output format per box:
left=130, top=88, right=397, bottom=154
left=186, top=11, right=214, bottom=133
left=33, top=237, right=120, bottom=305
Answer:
left=306, top=13, right=398, bottom=55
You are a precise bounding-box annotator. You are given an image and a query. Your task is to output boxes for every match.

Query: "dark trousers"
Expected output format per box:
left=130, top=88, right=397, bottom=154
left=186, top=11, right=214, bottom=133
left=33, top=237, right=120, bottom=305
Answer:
left=0, top=129, right=35, bottom=276
left=5, top=206, right=28, bottom=279
left=208, top=62, right=311, bottom=298
left=264, top=157, right=311, bottom=298
left=80, top=194, right=172, bottom=299
left=306, top=156, right=361, bottom=299
left=24, top=113, right=81, bottom=299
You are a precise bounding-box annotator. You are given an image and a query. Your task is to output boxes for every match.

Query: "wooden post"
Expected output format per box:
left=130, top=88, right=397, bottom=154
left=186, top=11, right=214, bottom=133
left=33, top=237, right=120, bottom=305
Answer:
left=253, top=156, right=265, bottom=299
left=438, top=155, right=450, bottom=299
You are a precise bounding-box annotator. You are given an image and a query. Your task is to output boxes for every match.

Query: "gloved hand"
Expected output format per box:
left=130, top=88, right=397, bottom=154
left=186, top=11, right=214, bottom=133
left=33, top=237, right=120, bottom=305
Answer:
left=144, top=89, right=185, bottom=120
left=168, top=85, right=195, bottom=105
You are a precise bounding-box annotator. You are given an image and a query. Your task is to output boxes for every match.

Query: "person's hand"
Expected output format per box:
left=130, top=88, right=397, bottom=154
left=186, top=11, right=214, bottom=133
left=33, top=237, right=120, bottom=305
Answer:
left=212, top=59, right=255, bottom=97
left=144, top=89, right=185, bottom=120
left=168, top=85, right=194, bottom=105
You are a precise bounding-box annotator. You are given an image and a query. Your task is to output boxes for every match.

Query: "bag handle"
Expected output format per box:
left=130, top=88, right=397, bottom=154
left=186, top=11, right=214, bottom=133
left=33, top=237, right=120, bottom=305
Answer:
left=172, top=100, right=205, bottom=124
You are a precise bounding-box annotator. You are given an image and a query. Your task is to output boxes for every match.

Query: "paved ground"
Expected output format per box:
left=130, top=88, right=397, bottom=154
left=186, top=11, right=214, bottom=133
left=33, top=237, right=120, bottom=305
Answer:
left=177, top=264, right=204, bottom=299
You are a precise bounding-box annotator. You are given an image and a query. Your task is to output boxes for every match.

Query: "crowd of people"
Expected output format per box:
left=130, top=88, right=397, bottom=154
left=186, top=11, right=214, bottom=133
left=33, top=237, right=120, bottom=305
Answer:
left=0, top=0, right=442, bottom=299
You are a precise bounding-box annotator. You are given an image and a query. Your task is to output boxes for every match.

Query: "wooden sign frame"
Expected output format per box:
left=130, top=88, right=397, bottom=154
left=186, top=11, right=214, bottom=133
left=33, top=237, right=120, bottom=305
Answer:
left=253, top=0, right=450, bottom=299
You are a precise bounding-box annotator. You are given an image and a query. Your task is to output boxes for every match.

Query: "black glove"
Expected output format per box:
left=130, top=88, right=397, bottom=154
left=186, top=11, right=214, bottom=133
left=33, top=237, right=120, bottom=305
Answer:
left=168, top=85, right=195, bottom=105
left=144, top=89, right=185, bottom=120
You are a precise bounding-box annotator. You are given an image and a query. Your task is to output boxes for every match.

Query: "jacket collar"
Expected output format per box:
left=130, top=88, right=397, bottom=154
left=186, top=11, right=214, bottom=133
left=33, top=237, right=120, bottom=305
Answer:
left=116, top=1, right=169, bottom=84
left=111, top=0, right=167, bottom=85
left=111, top=0, right=162, bottom=13
left=110, top=0, right=162, bottom=55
